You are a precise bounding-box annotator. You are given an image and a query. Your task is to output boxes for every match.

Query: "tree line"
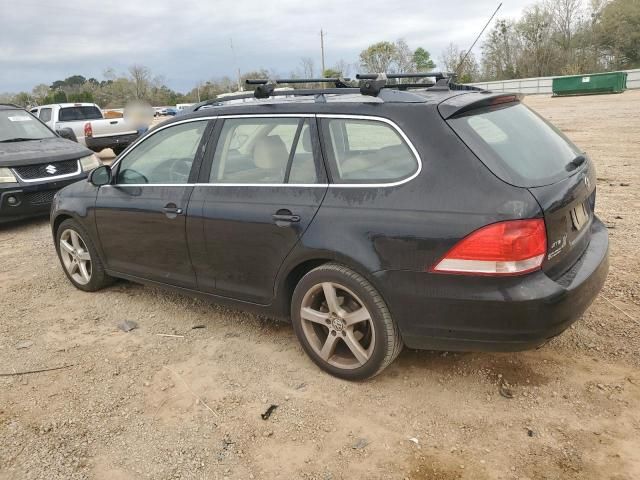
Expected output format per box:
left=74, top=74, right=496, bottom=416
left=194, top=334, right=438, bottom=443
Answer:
left=2, top=0, right=637, bottom=108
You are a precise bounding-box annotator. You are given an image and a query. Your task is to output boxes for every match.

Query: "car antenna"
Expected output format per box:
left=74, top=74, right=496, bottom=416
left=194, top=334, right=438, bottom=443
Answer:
left=455, top=2, right=502, bottom=77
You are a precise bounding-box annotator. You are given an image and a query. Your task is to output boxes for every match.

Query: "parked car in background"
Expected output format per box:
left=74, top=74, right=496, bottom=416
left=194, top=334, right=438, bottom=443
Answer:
left=1, top=104, right=100, bottom=223
left=50, top=74, right=609, bottom=380
left=164, top=107, right=178, bottom=116
left=30, top=103, right=139, bottom=155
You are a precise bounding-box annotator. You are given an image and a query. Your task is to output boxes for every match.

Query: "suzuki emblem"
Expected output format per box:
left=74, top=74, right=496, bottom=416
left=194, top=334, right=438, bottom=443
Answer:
left=45, top=164, right=57, bottom=175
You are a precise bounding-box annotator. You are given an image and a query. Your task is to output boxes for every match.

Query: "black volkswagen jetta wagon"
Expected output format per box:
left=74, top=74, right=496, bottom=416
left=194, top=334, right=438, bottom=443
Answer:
left=51, top=74, right=609, bottom=380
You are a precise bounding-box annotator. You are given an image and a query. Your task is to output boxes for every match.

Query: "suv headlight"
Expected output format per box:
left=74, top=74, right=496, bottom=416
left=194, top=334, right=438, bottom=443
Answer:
left=79, top=154, right=102, bottom=172
left=0, top=167, right=17, bottom=183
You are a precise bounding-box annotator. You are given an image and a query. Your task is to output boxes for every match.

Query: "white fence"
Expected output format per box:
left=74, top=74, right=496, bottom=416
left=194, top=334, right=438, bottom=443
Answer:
left=466, top=69, right=640, bottom=95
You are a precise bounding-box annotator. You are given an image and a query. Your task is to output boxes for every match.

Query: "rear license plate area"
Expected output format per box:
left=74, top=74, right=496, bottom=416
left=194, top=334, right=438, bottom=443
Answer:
left=570, top=202, right=590, bottom=231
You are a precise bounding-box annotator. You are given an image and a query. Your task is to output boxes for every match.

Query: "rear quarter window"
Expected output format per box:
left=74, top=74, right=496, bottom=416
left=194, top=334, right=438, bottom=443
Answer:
left=448, top=103, right=581, bottom=187
left=319, top=117, right=418, bottom=184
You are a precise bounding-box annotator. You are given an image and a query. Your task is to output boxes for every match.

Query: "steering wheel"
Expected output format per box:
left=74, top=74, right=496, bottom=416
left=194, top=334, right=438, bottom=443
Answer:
left=169, top=159, right=192, bottom=183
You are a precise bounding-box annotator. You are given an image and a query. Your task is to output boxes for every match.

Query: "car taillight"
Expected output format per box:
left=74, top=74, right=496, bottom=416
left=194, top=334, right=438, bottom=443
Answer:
left=430, top=219, right=547, bottom=276
left=84, top=122, right=93, bottom=138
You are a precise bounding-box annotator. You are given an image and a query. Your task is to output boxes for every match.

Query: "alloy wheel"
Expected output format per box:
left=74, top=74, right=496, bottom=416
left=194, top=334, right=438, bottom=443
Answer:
left=299, top=282, right=375, bottom=370
left=59, top=229, right=92, bottom=285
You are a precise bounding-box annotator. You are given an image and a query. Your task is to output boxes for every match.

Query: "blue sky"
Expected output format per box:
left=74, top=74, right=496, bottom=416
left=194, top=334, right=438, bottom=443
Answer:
left=0, top=0, right=533, bottom=93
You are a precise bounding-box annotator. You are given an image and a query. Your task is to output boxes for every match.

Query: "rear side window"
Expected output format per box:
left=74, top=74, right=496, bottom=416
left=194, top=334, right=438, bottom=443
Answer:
left=39, top=108, right=52, bottom=122
left=320, top=118, right=418, bottom=184
left=211, top=118, right=319, bottom=184
left=448, top=103, right=581, bottom=187
left=59, top=106, right=102, bottom=122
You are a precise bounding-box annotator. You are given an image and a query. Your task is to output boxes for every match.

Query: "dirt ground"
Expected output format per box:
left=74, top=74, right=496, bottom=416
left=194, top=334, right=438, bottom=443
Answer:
left=1, top=92, right=639, bottom=480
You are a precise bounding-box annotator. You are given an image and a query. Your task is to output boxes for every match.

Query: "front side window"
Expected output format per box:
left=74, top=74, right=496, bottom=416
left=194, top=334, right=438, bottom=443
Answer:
left=319, top=118, right=418, bottom=183
left=39, top=108, right=52, bottom=123
left=116, top=121, right=207, bottom=184
left=211, top=118, right=318, bottom=184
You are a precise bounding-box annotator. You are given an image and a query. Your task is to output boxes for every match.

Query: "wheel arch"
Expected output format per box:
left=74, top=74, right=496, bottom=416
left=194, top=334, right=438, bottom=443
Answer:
left=273, top=251, right=385, bottom=320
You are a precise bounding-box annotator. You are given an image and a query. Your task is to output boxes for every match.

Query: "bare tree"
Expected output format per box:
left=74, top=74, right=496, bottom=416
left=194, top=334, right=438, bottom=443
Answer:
left=441, top=43, right=479, bottom=82
left=547, top=0, right=583, bottom=53
left=128, top=64, right=152, bottom=100
left=299, top=57, right=315, bottom=78
left=393, top=39, right=416, bottom=73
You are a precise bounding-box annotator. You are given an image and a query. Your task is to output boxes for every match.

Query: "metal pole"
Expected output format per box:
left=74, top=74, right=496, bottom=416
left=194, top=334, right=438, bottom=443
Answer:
left=320, top=29, right=326, bottom=75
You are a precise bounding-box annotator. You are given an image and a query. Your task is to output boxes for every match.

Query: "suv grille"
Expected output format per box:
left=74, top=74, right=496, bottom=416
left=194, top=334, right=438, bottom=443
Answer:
left=24, top=190, right=57, bottom=205
left=13, top=159, right=79, bottom=180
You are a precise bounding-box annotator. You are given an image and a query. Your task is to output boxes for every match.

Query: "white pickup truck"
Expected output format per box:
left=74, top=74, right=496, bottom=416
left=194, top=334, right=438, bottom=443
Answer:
left=30, top=103, right=140, bottom=155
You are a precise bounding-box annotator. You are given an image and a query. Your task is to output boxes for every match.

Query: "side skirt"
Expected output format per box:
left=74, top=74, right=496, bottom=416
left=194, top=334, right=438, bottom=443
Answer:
left=104, top=269, right=289, bottom=321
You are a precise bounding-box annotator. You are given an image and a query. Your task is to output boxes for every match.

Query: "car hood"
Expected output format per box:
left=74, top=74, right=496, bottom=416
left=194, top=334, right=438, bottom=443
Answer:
left=0, top=137, right=92, bottom=167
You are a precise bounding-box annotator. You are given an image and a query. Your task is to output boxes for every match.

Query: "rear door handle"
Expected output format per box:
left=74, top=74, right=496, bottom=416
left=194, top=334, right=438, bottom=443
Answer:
left=273, top=209, right=300, bottom=226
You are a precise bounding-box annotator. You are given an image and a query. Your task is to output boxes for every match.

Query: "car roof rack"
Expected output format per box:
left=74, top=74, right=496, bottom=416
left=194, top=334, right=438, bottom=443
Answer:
left=188, top=72, right=487, bottom=111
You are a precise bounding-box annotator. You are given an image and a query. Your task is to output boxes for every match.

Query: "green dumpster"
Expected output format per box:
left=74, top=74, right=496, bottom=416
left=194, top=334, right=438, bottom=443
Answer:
left=552, top=72, right=627, bottom=96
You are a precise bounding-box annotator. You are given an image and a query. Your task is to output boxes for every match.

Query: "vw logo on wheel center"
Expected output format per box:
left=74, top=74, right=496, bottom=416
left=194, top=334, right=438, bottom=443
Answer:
left=45, top=164, right=57, bottom=175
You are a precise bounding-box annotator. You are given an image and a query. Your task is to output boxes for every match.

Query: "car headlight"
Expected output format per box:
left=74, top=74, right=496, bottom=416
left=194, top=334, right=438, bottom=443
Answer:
left=79, top=154, right=102, bottom=172
left=0, top=167, right=17, bottom=183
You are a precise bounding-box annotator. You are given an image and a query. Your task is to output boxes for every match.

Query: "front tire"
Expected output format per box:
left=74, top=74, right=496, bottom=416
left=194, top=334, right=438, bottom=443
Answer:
left=291, top=263, right=403, bottom=380
left=55, top=219, right=112, bottom=292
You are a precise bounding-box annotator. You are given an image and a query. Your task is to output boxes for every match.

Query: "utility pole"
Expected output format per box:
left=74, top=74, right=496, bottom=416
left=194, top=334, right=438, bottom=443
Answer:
left=230, top=38, right=242, bottom=91
left=320, top=29, right=326, bottom=76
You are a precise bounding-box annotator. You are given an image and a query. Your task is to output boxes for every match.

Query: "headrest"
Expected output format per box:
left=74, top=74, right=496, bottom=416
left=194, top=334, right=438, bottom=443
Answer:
left=253, top=136, right=288, bottom=169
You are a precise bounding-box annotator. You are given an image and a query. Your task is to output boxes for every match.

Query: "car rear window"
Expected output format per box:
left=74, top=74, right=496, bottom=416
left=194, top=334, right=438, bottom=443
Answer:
left=59, top=106, right=102, bottom=122
left=448, top=103, right=581, bottom=187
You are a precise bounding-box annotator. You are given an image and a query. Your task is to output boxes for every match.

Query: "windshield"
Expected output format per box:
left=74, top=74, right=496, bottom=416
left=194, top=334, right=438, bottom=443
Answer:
left=448, top=103, right=582, bottom=187
left=59, top=106, right=102, bottom=122
left=0, top=110, right=55, bottom=142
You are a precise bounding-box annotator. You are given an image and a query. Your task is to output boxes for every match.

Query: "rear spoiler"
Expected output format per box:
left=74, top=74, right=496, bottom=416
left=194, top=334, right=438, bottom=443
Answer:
left=438, top=93, right=524, bottom=119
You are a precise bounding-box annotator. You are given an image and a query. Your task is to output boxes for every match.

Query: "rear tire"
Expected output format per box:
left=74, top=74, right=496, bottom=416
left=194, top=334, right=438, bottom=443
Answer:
left=55, top=219, right=112, bottom=292
left=291, top=263, right=403, bottom=380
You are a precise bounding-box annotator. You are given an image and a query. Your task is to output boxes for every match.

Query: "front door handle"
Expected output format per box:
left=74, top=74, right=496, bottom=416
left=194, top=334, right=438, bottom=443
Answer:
left=273, top=209, right=300, bottom=226
left=163, top=203, right=183, bottom=217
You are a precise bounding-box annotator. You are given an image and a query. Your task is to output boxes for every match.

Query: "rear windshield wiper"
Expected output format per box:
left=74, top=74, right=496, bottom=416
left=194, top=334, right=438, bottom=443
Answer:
left=565, top=154, right=586, bottom=171
left=0, top=137, right=43, bottom=143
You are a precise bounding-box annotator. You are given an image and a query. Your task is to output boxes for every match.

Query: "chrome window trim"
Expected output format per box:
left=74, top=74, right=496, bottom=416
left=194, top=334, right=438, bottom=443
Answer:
left=107, top=183, right=329, bottom=188
left=108, top=114, right=422, bottom=189
left=12, top=161, right=82, bottom=183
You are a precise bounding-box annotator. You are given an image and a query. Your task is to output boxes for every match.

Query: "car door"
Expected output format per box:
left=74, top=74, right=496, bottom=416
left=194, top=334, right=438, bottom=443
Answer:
left=95, top=119, right=212, bottom=288
left=188, top=115, right=328, bottom=304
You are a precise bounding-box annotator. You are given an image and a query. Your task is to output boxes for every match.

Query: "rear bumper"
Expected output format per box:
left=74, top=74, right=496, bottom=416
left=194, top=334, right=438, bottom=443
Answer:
left=373, top=218, right=609, bottom=351
left=0, top=176, right=86, bottom=224
left=85, top=132, right=139, bottom=152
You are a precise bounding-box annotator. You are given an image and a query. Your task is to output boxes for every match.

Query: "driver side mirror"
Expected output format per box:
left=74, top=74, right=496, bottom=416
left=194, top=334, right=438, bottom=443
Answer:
left=90, top=165, right=112, bottom=187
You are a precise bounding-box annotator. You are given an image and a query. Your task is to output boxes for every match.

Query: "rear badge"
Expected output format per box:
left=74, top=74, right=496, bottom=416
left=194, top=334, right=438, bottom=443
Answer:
left=548, top=234, right=567, bottom=260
